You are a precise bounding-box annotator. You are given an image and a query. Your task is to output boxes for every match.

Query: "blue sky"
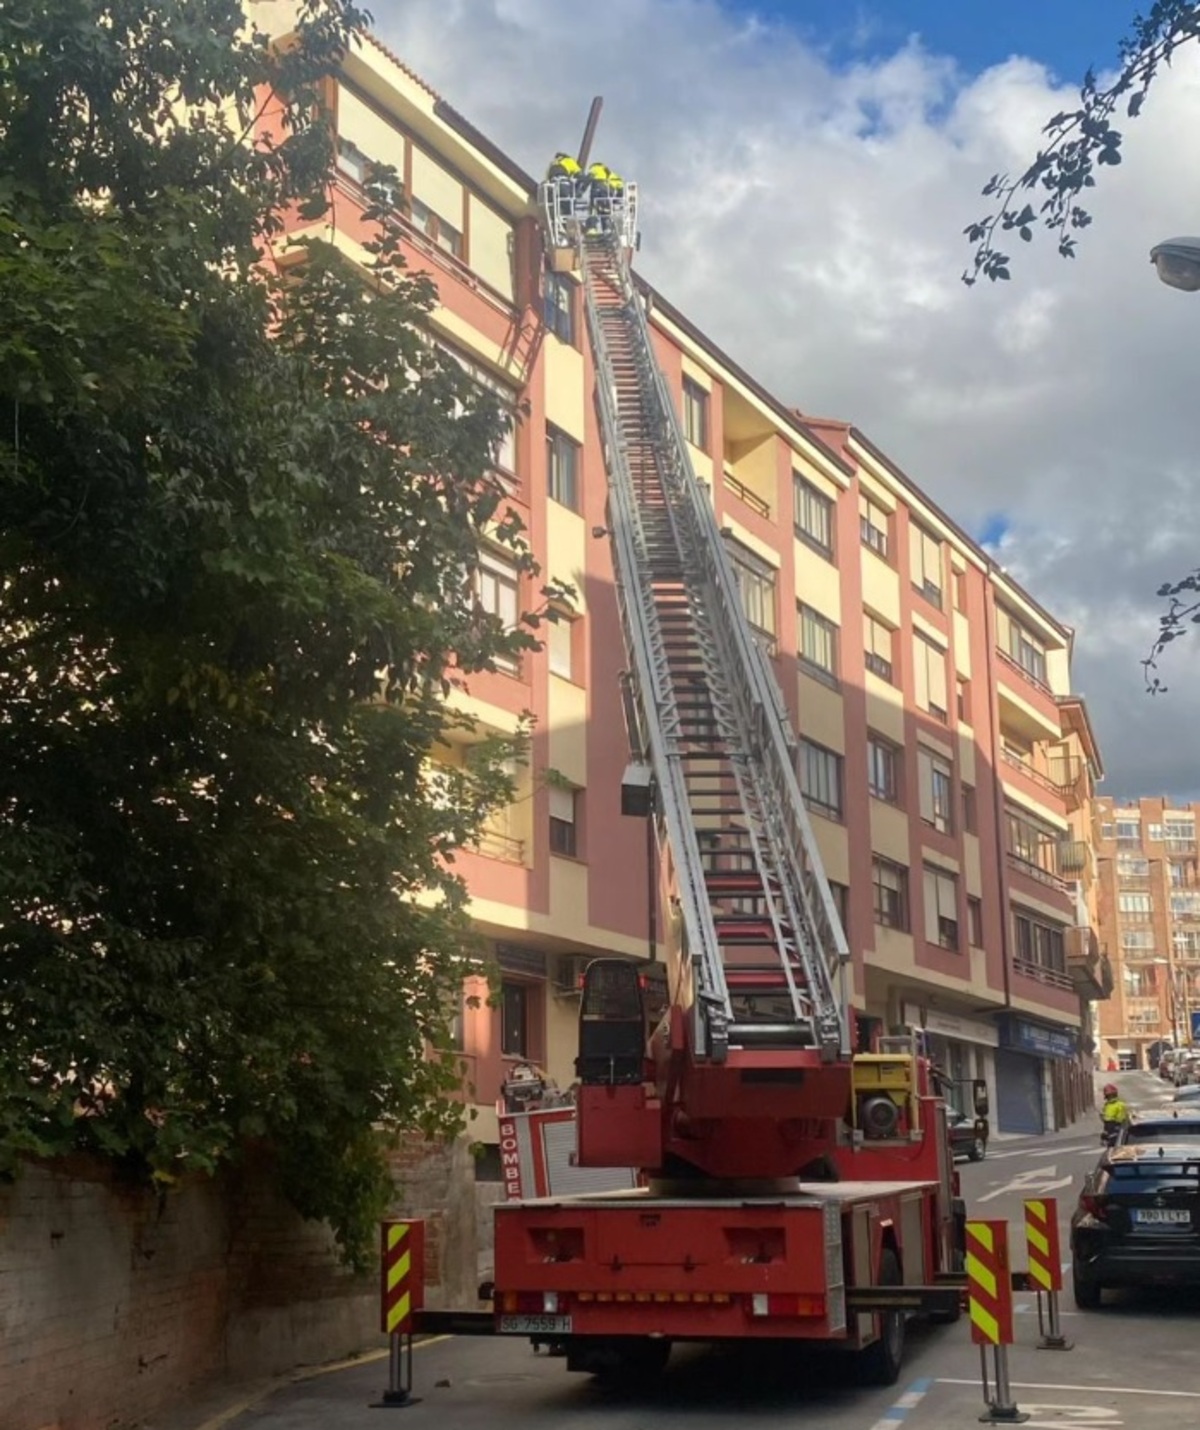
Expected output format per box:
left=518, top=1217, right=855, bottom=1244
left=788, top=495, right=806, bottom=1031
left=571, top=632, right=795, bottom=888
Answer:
left=734, top=1, right=1140, bottom=81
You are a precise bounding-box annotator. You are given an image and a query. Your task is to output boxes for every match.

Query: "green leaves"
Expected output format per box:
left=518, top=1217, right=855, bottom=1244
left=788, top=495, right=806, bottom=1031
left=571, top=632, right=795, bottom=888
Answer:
left=0, top=0, right=532, bottom=1266
left=963, top=1, right=1200, bottom=284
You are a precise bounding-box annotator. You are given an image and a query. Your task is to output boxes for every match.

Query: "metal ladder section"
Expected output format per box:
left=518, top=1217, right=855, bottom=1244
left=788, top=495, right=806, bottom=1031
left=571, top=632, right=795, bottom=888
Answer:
left=581, top=234, right=851, bottom=1064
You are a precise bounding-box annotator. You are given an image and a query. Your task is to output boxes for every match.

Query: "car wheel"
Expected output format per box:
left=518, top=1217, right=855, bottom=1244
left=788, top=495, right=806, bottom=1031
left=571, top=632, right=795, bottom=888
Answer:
left=968, top=1136, right=986, bottom=1163
left=860, top=1248, right=906, bottom=1386
left=1072, top=1259, right=1103, bottom=1311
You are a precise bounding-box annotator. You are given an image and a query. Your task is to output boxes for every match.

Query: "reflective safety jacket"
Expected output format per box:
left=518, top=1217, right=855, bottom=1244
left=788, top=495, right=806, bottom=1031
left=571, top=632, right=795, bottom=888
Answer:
left=1102, top=1097, right=1130, bottom=1125
left=548, top=154, right=582, bottom=179
left=587, top=162, right=610, bottom=183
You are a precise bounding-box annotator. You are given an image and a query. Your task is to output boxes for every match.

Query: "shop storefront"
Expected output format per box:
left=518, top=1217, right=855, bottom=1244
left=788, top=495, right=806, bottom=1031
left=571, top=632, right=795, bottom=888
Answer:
left=901, top=1003, right=999, bottom=1116
left=994, top=1015, right=1079, bottom=1135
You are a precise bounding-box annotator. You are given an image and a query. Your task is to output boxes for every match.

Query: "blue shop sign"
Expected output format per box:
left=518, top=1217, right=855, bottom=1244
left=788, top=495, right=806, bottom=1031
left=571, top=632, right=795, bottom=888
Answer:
left=997, top=1015, right=1076, bottom=1061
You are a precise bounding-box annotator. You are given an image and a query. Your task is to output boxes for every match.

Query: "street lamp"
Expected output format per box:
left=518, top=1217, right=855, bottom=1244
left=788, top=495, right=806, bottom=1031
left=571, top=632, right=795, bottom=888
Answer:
left=1150, top=237, right=1200, bottom=293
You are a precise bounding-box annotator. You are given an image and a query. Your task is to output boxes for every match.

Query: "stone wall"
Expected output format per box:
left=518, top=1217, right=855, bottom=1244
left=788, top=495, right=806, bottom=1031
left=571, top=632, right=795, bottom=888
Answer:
left=0, top=1135, right=484, bottom=1430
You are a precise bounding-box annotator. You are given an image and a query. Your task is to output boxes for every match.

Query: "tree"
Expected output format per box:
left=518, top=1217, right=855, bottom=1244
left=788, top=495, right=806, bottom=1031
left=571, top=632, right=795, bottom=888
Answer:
left=964, top=2, right=1200, bottom=284
left=0, top=0, right=550, bottom=1264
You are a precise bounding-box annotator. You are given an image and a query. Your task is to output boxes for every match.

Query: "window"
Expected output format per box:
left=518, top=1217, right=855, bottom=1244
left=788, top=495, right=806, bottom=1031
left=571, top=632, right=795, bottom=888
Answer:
left=864, top=613, right=894, bottom=682
left=500, top=981, right=529, bottom=1057
left=872, top=858, right=909, bottom=931
left=867, top=734, right=900, bottom=804
left=798, top=604, right=838, bottom=685
left=546, top=425, right=580, bottom=510
left=968, top=896, right=983, bottom=946
left=544, top=272, right=575, bottom=344
left=999, top=608, right=1048, bottom=687
left=794, top=475, right=834, bottom=558
left=547, top=611, right=575, bottom=680
left=476, top=548, right=520, bottom=671
left=1116, top=818, right=1141, bottom=844
left=909, top=521, right=943, bottom=608
left=953, top=569, right=967, bottom=612
left=956, top=678, right=970, bottom=724
left=1013, top=910, right=1067, bottom=978
left=1117, top=854, right=1150, bottom=877
left=1122, top=930, right=1154, bottom=950
left=440, top=342, right=518, bottom=475
left=1147, top=822, right=1163, bottom=841
left=800, top=739, right=843, bottom=820
left=923, top=865, right=959, bottom=950
left=1176, top=930, right=1200, bottom=955
left=1171, top=861, right=1189, bottom=887
left=918, top=747, right=954, bottom=834
left=549, top=786, right=579, bottom=857
left=828, top=881, right=850, bottom=935
left=683, top=377, right=709, bottom=449
left=1007, top=808, right=1059, bottom=880
left=962, top=784, right=977, bottom=835
left=1118, top=892, right=1152, bottom=917
left=913, top=632, right=948, bottom=721
left=728, top=541, right=777, bottom=652
left=410, top=194, right=464, bottom=258
left=1171, top=892, right=1200, bottom=918
left=336, top=138, right=370, bottom=185
left=859, top=492, right=889, bottom=558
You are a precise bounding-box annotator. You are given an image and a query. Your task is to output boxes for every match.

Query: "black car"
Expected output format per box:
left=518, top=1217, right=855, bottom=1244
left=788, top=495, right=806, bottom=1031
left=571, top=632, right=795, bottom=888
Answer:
left=947, top=1108, right=988, bottom=1162
left=1071, top=1109, right=1200, bottom=1309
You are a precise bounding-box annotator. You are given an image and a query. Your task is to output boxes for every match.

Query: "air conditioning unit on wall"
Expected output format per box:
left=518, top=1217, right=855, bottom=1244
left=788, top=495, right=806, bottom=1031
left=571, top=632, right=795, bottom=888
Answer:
left=553, top=954, right=590, bottom=998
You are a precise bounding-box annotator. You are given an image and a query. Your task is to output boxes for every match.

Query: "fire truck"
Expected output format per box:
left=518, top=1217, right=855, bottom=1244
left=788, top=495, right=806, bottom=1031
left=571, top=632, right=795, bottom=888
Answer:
left=420, top=151, right=978, bottom=1389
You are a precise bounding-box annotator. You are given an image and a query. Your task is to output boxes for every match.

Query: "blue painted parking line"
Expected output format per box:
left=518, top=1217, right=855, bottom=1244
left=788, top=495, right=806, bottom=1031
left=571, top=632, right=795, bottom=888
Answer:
left=867, top=1377, right=934, bottom=1430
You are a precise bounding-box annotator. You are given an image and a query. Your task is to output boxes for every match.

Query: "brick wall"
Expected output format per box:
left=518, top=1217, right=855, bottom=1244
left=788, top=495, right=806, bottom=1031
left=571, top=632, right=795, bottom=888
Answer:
left=0, top=1134, right=484, bottom=1430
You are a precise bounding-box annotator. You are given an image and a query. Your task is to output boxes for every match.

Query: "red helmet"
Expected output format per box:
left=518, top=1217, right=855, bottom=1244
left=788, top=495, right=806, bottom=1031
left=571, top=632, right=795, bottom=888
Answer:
left=1103, top=1083, right=1118, bottom=1098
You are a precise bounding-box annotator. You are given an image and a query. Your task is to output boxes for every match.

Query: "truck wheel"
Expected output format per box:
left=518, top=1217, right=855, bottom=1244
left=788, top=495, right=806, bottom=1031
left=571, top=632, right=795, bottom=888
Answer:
left=1072, top=1259, right=1103, bottom=1311
left=859, top=1248, right=905, bottom=1386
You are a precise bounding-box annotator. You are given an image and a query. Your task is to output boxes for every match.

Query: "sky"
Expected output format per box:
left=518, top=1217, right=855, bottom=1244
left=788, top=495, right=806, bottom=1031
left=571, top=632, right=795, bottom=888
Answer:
left=370, top=0, right=1200, bottom=802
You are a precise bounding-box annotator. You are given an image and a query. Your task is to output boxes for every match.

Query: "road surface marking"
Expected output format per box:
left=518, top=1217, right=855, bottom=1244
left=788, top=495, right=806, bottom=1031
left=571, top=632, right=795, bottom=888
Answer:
left=938, top=1379, right=1200, bottom=1399
left=867, top=1376, right=933, bottom=1430
left=977, top=1167, right=1074, bottom=1203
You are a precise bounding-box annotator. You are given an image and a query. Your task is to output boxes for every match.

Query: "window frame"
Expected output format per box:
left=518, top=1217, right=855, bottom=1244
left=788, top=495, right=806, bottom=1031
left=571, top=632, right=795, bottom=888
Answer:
left=864, top=612, right=895, bottom=683
left=867, top=733, right=901, bottom=805
left=500, top=980, right=530, bottom=1058
left=859, top=491, right=889, bottom=559
left=913, top=631, right=948, bottom=722
left=548, top=785, right=580, bottom=857
left=799, top=738, right=844, bottom=821
left=967, top=895, right=983, bottom=947
left=923, top=864, right=960, bottom=951
left=794, top=474, right=835, bottom=560
left=909, top=521, right=943, bottom=608
left=727, top=540, right=778, bottom=653
left=543, top=271, right=576, bottom=345
left=546, top=610, right=575, bottom=681
left=918, top=746, right=955, bottom=835
left=682, top=377, right=709, bottom=450
left=475, top=546, right=521, bottom=673
left=546, top=424, right=581, bottom=511
left=872, top=857, right=910, bottom=931
left=798, top=603, right=839, bottom=686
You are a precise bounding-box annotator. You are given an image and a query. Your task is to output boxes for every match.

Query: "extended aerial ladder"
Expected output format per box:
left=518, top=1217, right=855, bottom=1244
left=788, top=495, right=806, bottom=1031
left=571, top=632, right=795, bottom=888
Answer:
left=548, top=183, right=850, bottom=1070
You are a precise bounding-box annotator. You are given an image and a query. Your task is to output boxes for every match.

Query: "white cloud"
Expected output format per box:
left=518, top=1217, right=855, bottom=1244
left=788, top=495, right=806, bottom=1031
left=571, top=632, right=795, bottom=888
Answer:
left=371, top=0, right=1200, bottom=799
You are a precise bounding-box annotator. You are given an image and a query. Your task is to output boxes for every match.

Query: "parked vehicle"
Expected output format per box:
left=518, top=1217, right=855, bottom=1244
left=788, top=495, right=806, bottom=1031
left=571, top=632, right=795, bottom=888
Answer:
left=1071, top=1109, right=1200, bottom=1308
left=1159, top=1050, right=1179, bottom=1081
left=947, top=1108, right=988, bottom=1162
left=1173, top=1084, right=1200, bottom=1103
left=1174, top=1052, right=1200, bottom=1087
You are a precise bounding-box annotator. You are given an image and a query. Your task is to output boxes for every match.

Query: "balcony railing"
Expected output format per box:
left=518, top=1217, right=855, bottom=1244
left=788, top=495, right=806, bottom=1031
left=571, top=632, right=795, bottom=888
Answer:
left=470, top=829, right=526, bottom=864
left=1007, top=850, right=1070, bottom=894
left=1012, top=957, right=1074, bottom=992
left=723, top=469, right=771, bottom=519
left=1001, top=747, right=1075, bottom=800
left=996, top=645, right=1053, bottom=698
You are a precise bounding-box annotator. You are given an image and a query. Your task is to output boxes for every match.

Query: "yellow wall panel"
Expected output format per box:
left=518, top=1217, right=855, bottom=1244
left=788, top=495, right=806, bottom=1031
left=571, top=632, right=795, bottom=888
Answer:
left=870, top=802, right=910, bottom=864
left=411, top=144, right=465, bottom=222
left=547, top=679, right=588, bottom=787
left=794, top=540, right=841, bottom=624
left=865, top=681, right=905, bottom=743
left=861, top=550, right=900, bottom=627
left=545, top=338, right=585, bottom=443
left=338, top=84, right=406, bottom=169
left=797, top=677, right=845, bottom=752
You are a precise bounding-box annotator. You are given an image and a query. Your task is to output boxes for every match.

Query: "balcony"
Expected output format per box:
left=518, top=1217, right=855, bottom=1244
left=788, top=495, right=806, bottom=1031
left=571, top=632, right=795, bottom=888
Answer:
left=1012, top=956, right=1074, bottom=993
left=997, top=645, right=1053, bottom=699
left=470, top=828, right=526, bottom=864
left=1007, top=849, right=1071, bottom=895
left=723, top=468, right=771, bottom=520
left=1001, top=747, right=1079, bottom=803
left=1067, top=925, right=1113, bottom=1000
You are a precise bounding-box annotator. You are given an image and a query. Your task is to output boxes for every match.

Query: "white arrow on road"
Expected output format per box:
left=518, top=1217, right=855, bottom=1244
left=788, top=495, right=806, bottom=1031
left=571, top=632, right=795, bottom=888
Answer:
left=976, top=1165, right=1075, bottom=1203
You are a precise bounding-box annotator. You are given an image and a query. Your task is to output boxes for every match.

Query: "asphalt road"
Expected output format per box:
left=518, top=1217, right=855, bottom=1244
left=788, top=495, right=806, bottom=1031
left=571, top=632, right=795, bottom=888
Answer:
left=215, top=1072, right=1200, bottom=1430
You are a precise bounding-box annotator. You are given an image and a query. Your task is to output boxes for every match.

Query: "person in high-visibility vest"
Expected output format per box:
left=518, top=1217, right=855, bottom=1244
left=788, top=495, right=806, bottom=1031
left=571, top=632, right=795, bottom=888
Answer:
left=605, top=169, right=626, bottom=237
left=1100, top=1083, right=1129, bottom=1146
left=585, top=161, right=612, bottom=234
left=546, top=151, right=582, bottom=220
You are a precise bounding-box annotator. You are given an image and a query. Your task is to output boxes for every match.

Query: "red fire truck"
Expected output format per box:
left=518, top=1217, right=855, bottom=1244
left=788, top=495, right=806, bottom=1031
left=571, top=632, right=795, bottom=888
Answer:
left=418, top=168, right=975, bottom=1388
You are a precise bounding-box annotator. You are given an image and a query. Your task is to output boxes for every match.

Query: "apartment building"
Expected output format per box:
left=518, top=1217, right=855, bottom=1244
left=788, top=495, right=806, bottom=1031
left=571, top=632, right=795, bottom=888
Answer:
left=1095, top=798, right=1200, bottom=1069
left=263, top=15, right=1107, bottom=1147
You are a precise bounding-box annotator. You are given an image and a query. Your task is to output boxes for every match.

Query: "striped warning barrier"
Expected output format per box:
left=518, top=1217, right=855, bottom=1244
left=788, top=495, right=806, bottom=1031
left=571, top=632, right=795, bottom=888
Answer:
left=1023, top=1198, right=1063, bottom=1294
left=966, top=1219, right=1014, bottom=1347
left=380, top=1219, right=424, bottom=1336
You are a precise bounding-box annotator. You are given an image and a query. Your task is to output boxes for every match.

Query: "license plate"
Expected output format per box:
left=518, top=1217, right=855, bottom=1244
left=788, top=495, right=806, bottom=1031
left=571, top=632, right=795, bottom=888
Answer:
left=1133, top=1208, right=1191, bottom=1225
left=498, top=1314, right=573, bottom=1336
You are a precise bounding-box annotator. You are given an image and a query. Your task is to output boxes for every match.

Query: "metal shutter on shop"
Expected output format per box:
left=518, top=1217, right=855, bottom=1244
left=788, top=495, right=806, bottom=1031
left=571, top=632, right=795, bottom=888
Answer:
left=995, top=1048, right=1045, bottom=1135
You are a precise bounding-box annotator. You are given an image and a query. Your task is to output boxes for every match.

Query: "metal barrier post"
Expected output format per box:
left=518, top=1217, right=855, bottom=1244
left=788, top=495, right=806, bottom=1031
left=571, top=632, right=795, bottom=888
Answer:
left=966, top=1220, right=1028, bottom=1425
left=374, top=1219, right=425, bottom=1410
left=1024, top=1198, right=1071, bottom=1351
